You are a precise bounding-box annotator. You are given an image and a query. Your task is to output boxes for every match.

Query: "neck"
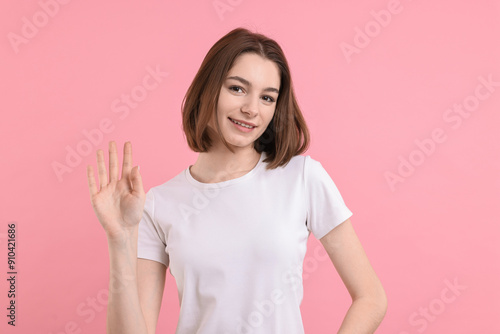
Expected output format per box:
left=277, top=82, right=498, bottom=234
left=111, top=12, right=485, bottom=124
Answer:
left=190, top=146, right=262, bottom=184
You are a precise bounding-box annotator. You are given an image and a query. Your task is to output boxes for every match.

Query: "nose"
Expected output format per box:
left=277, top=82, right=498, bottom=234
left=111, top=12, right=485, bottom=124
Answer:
left=241, top=95, right=259, bottom=116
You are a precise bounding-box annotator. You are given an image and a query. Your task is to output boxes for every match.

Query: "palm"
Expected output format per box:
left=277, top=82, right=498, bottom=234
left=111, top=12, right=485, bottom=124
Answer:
left=87, top=141, right=145, bottom=238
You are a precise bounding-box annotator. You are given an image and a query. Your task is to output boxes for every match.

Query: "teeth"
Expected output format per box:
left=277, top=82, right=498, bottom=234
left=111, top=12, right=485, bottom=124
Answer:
left=230, top=118, right=254, bottom=128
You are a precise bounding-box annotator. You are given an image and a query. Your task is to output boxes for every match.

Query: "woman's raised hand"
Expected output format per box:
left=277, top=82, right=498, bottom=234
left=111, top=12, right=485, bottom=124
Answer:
left=87, top=141, right=146, bottom=239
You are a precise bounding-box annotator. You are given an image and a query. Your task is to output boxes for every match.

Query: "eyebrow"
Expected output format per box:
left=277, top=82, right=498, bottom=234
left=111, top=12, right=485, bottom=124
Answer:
left=226, top=76, right=280, bottom=94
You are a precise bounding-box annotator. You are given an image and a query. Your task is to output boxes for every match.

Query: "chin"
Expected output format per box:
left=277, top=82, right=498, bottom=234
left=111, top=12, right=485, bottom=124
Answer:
left=224, top=136, right=255, bottom=148
left=227, top=140, right=254, bottom=148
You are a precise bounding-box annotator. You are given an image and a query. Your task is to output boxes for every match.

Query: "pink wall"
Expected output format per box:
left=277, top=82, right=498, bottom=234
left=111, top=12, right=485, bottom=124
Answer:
left=1, top=0, right=499, bottom=333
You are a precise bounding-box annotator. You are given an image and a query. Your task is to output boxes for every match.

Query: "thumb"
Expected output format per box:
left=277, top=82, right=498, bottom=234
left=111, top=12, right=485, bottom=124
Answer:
left=130, top=166, right=144, bottom=195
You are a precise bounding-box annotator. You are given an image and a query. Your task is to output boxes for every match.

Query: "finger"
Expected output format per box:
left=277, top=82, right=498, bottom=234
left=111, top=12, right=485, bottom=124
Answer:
left=87, top=165, right=98, bottom=197
left=130, top=166, right=144, bottom=196
left=121, top=141, right=133, bottom=181
left=97, top=149, right=108, bottom=189
left=109, top=141, right=119, bottom=182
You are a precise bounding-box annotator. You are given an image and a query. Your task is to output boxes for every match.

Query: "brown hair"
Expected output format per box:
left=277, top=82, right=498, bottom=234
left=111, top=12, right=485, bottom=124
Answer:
left=181, top=27, right=310, bottom=170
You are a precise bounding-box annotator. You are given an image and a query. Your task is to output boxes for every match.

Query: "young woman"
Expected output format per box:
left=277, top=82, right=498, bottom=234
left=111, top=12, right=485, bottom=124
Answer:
left=87, top=27, right=387, bottom=334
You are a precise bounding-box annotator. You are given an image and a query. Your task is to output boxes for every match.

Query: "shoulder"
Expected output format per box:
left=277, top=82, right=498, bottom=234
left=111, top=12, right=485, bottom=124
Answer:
left=262, top=153, right=308, bottom=178
left=147, top=168, right=188, bottom=198
left=301, top=154, right=324, bottom=177
left=302, top=155, right=343, bottom=188
left=264, top=154, right=325, bottom=178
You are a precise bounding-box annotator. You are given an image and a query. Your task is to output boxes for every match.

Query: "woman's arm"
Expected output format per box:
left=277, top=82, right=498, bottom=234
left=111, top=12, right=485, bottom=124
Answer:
left=87, top=141, right=164, bottom=334
left=319, top=218, right=387, bottom=333
left=137, top=257, right=167, bottom=333
left=106, top=230, right=167, bottom=334
left=106, top=229, right=151, bottom=334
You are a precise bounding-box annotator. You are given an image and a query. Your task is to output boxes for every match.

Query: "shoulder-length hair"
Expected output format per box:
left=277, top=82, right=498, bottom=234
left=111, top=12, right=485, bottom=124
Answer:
left=181, top=27, right=310, bottom=170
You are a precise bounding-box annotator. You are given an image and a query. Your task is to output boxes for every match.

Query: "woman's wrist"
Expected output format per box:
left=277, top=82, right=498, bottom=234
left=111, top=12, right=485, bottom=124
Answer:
left=106, top=225, right=139, bottom=247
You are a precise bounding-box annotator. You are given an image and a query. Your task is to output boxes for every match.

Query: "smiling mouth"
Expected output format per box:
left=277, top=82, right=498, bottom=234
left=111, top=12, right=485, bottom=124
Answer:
left=228, top=117, right=256, bottom=129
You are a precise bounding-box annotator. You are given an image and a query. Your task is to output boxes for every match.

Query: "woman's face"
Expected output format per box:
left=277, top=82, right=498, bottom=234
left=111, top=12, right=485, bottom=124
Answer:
left=208, top=52, right=281, bottom=151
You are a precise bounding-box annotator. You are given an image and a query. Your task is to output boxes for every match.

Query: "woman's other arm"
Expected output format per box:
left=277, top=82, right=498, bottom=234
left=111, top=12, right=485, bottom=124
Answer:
left=320, top=218, right=387, bottom=333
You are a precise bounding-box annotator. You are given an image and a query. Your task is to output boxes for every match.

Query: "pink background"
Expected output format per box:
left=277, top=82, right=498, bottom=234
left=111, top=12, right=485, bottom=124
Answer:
left=1, top=0, right=499, bottom=333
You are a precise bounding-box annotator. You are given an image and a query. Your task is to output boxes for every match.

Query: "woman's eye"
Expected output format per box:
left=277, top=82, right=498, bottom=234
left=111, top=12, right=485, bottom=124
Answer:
left=229, top=86, right=275, bottom=103
left=229, top=86, right=243, bottom=93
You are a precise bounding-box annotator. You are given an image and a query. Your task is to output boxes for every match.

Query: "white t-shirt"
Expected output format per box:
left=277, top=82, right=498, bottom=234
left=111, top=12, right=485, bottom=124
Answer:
left=137, top=151, right=353, bottom=333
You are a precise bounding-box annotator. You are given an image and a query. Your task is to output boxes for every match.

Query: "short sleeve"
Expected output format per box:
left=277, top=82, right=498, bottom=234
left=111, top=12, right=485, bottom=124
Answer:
left=137, top=188, right=170, bottom=267
left=304, top=156, right=353, bottom=240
